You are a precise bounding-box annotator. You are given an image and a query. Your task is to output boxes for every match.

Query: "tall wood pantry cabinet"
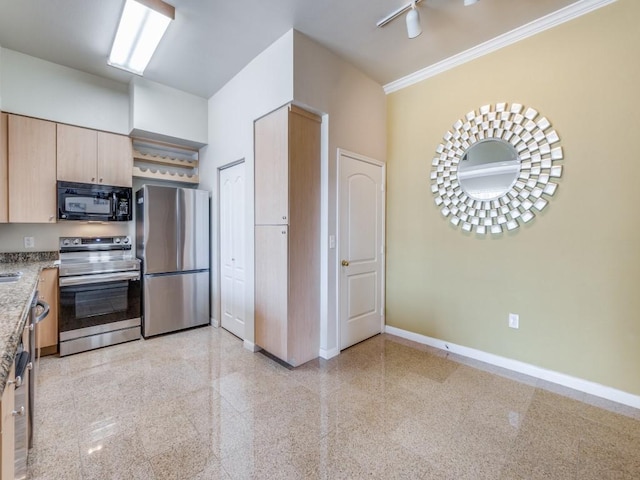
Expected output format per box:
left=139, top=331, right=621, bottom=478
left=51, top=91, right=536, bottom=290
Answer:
left=254, top=104, right=321, bottom=367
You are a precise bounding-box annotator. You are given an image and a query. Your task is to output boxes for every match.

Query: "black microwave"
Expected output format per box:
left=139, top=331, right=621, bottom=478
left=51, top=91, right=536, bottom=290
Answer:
left=57, top=181, right=132, bottom=222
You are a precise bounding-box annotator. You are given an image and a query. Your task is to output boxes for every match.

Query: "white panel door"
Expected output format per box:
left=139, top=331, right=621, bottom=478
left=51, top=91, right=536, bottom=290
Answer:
left=338, top=152, right=384, bottom=350
left=220, top=162, right=246, bottom=338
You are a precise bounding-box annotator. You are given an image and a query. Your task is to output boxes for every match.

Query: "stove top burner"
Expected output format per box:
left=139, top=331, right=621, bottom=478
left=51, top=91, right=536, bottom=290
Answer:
left=59, top=236, right=140, bottom=277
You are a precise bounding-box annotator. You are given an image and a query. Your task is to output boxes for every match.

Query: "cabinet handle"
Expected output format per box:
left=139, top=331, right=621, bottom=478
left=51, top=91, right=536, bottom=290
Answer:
left=91, top=177, right=95, bottom=182
left=8, top=375, right=21, bottom=387
left=341, top=260, right=350, bottom=266
left=282, top=216, right=287, bottom=220
left=99, top=178, right=103, bottom=183
left=49, top=216, right=54, bottom=222
left=282, top=231, right=286, bottom=235
left=12, top=406, right=25, bottom=417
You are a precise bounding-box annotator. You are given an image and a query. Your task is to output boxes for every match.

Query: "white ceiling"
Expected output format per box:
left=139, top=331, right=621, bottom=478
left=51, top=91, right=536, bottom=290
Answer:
left=0, top=0, right=577, bottom=99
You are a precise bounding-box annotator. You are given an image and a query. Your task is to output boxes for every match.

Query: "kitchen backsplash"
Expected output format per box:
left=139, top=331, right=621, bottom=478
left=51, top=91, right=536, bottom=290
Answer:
left=0, top=222, right=133, bottom=253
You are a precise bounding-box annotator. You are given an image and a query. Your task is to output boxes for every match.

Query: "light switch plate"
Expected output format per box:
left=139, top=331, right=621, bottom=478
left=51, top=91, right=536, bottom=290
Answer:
left=508, top=313, right=519, bottom=329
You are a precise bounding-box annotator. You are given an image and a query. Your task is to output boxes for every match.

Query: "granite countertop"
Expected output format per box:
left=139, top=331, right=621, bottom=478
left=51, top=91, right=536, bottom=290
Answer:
left=0, top=252, right=58, bottom=396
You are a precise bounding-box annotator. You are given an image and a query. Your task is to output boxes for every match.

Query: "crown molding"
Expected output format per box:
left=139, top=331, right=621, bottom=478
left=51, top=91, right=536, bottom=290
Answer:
left=384, top=0, right=618, bottom=94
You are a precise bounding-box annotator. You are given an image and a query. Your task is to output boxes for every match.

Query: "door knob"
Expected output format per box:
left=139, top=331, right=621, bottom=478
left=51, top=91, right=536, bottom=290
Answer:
left=341, top=260, right=349, bottom=266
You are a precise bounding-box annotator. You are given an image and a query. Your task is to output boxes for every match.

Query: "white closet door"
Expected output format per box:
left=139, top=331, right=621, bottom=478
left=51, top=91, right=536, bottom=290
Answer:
left=220, top=162, right=246, bottom=338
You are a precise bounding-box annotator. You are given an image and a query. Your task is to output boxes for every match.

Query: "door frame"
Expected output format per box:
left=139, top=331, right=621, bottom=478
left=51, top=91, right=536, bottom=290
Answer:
left=216, top=158, right=246, bottom=331
left=335, top=148, right=386, bottom=351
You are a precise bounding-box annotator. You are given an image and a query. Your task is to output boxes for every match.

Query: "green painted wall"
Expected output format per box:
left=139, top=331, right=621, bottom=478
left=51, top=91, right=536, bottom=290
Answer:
left=386, top=0, right=640, bottom=395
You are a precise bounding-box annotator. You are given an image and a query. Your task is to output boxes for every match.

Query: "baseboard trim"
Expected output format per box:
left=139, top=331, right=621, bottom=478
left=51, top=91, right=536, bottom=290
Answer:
left=243, top=340, right=261, bottom=352
left=319, top=347, right=340, bottom=360
left=211, top=317, right=219, bottom=328
left=384, top=325, right=640, bottom=409
left=384, top=0, right=618, bottom=94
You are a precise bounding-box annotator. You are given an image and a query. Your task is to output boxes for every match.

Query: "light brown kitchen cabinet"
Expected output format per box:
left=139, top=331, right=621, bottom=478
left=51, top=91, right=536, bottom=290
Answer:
left=0, top=113, right=8, bottom=223
left=8, top=115, right=57, bottom=223
left=97, top=131, right=133, bottom=187
left=0, top=364, right=16, bottom=480
left=254, top=104, right=321, bottom=367
left=38, top=268, right=59, bottom=355
left=57, top=124, right=132, bottom=187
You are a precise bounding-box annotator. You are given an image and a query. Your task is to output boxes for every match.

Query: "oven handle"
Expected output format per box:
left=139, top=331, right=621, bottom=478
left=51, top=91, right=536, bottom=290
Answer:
left=59, top=271, right=140, bottom=286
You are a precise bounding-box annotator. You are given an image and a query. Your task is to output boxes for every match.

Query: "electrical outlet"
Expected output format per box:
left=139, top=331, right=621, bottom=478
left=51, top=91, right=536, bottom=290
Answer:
left=23, top=236, right=35, bottom=248
left=508, top=313, right=519, bottom=329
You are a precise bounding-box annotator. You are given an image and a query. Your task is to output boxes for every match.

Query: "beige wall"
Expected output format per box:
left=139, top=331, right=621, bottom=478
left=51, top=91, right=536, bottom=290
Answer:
left=386, top=0, right=640, bottom=395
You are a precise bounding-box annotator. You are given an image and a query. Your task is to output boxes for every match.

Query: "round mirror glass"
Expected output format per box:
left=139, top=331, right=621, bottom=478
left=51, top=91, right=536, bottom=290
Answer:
left=458, top=139, right=521, bottom=201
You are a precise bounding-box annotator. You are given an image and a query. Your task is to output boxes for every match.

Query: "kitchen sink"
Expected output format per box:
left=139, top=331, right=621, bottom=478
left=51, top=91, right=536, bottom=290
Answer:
left=0, top=272, right=23, bottom=283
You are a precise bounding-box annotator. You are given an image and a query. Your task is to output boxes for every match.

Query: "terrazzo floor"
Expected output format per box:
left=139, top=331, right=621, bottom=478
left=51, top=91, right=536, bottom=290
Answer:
left=29, top=326, right=640, bottom=479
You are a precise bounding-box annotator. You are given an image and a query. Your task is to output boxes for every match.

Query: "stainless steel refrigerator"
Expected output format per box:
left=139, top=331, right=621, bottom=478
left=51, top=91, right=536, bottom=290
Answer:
left=136, top=185, right=210, bottom=337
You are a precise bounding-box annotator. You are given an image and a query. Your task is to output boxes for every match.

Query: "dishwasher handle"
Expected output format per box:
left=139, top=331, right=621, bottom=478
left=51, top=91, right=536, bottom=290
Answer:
left=34, top=299, right=50, bottom=324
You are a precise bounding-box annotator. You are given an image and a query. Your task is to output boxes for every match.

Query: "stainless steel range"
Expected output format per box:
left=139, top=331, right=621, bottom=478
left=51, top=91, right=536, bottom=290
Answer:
left=58, top=236, right=141, bottom=356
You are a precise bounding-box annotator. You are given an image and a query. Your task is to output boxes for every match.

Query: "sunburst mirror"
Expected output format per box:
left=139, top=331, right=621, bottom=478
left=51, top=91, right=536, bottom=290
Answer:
left=430, top=102, right=563, bottom=234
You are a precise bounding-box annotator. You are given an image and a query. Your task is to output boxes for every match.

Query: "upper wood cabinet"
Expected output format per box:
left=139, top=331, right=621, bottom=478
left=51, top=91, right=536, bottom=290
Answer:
left=97, top=131, right=133, bottom=187
left=57, top=124, right=132, bottom=187
left=255, top=106, right=289, bottom=225
left=0, top=113, right=7, bottom=223
left=8, top=115, right=57, bottom=223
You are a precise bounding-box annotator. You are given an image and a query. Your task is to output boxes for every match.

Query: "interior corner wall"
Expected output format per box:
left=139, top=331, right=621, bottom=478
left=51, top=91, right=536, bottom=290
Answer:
left=292, top=30, right=387, bottom=355
left=199, top=30, right=294, bottom=344
left=0, top=48, right=129, bottom=134
left=385, top=0, right=640, bottom=395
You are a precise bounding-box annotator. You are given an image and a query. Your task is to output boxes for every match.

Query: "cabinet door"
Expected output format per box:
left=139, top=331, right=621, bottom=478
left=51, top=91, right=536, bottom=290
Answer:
left=97, top=131, right=132, bottom=187
left=8, top=115, right=57, bottom=223
left=255, top=225, right=288, bottom=360
left=57, top=123, right=98, bottom=184
left=38, top=268, right=59, bottom=352
left=0, top=113, right=7, bottom=223
left=0, top=365, right=15, bottom=480
left=255, top=105, right=289, bottom=225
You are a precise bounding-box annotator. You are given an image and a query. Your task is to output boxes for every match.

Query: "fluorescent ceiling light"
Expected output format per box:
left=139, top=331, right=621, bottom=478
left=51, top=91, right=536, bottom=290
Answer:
left=108, top=0, right=175, bottom=75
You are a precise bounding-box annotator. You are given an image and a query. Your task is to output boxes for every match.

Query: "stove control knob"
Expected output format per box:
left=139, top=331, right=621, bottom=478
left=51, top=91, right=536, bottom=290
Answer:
left=114, top=237, right=121, bottom=244
left=62, top=239, right=70, bottom=246
left=123, top=237, right=130, bottom=244
left=73, top=238, right=81, bottom=246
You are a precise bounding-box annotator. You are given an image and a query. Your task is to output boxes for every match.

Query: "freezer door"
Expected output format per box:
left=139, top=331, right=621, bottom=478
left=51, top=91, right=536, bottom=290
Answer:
left=142, top=271, right=210, bottom=337
left=139, top=185, right=180, bottom=274
left=178, top=188, right=210, bottom=271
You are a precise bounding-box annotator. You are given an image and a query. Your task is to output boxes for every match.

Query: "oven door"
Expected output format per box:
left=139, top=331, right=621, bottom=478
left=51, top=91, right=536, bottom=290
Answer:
left=59, top=271, right=141, bottom=355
